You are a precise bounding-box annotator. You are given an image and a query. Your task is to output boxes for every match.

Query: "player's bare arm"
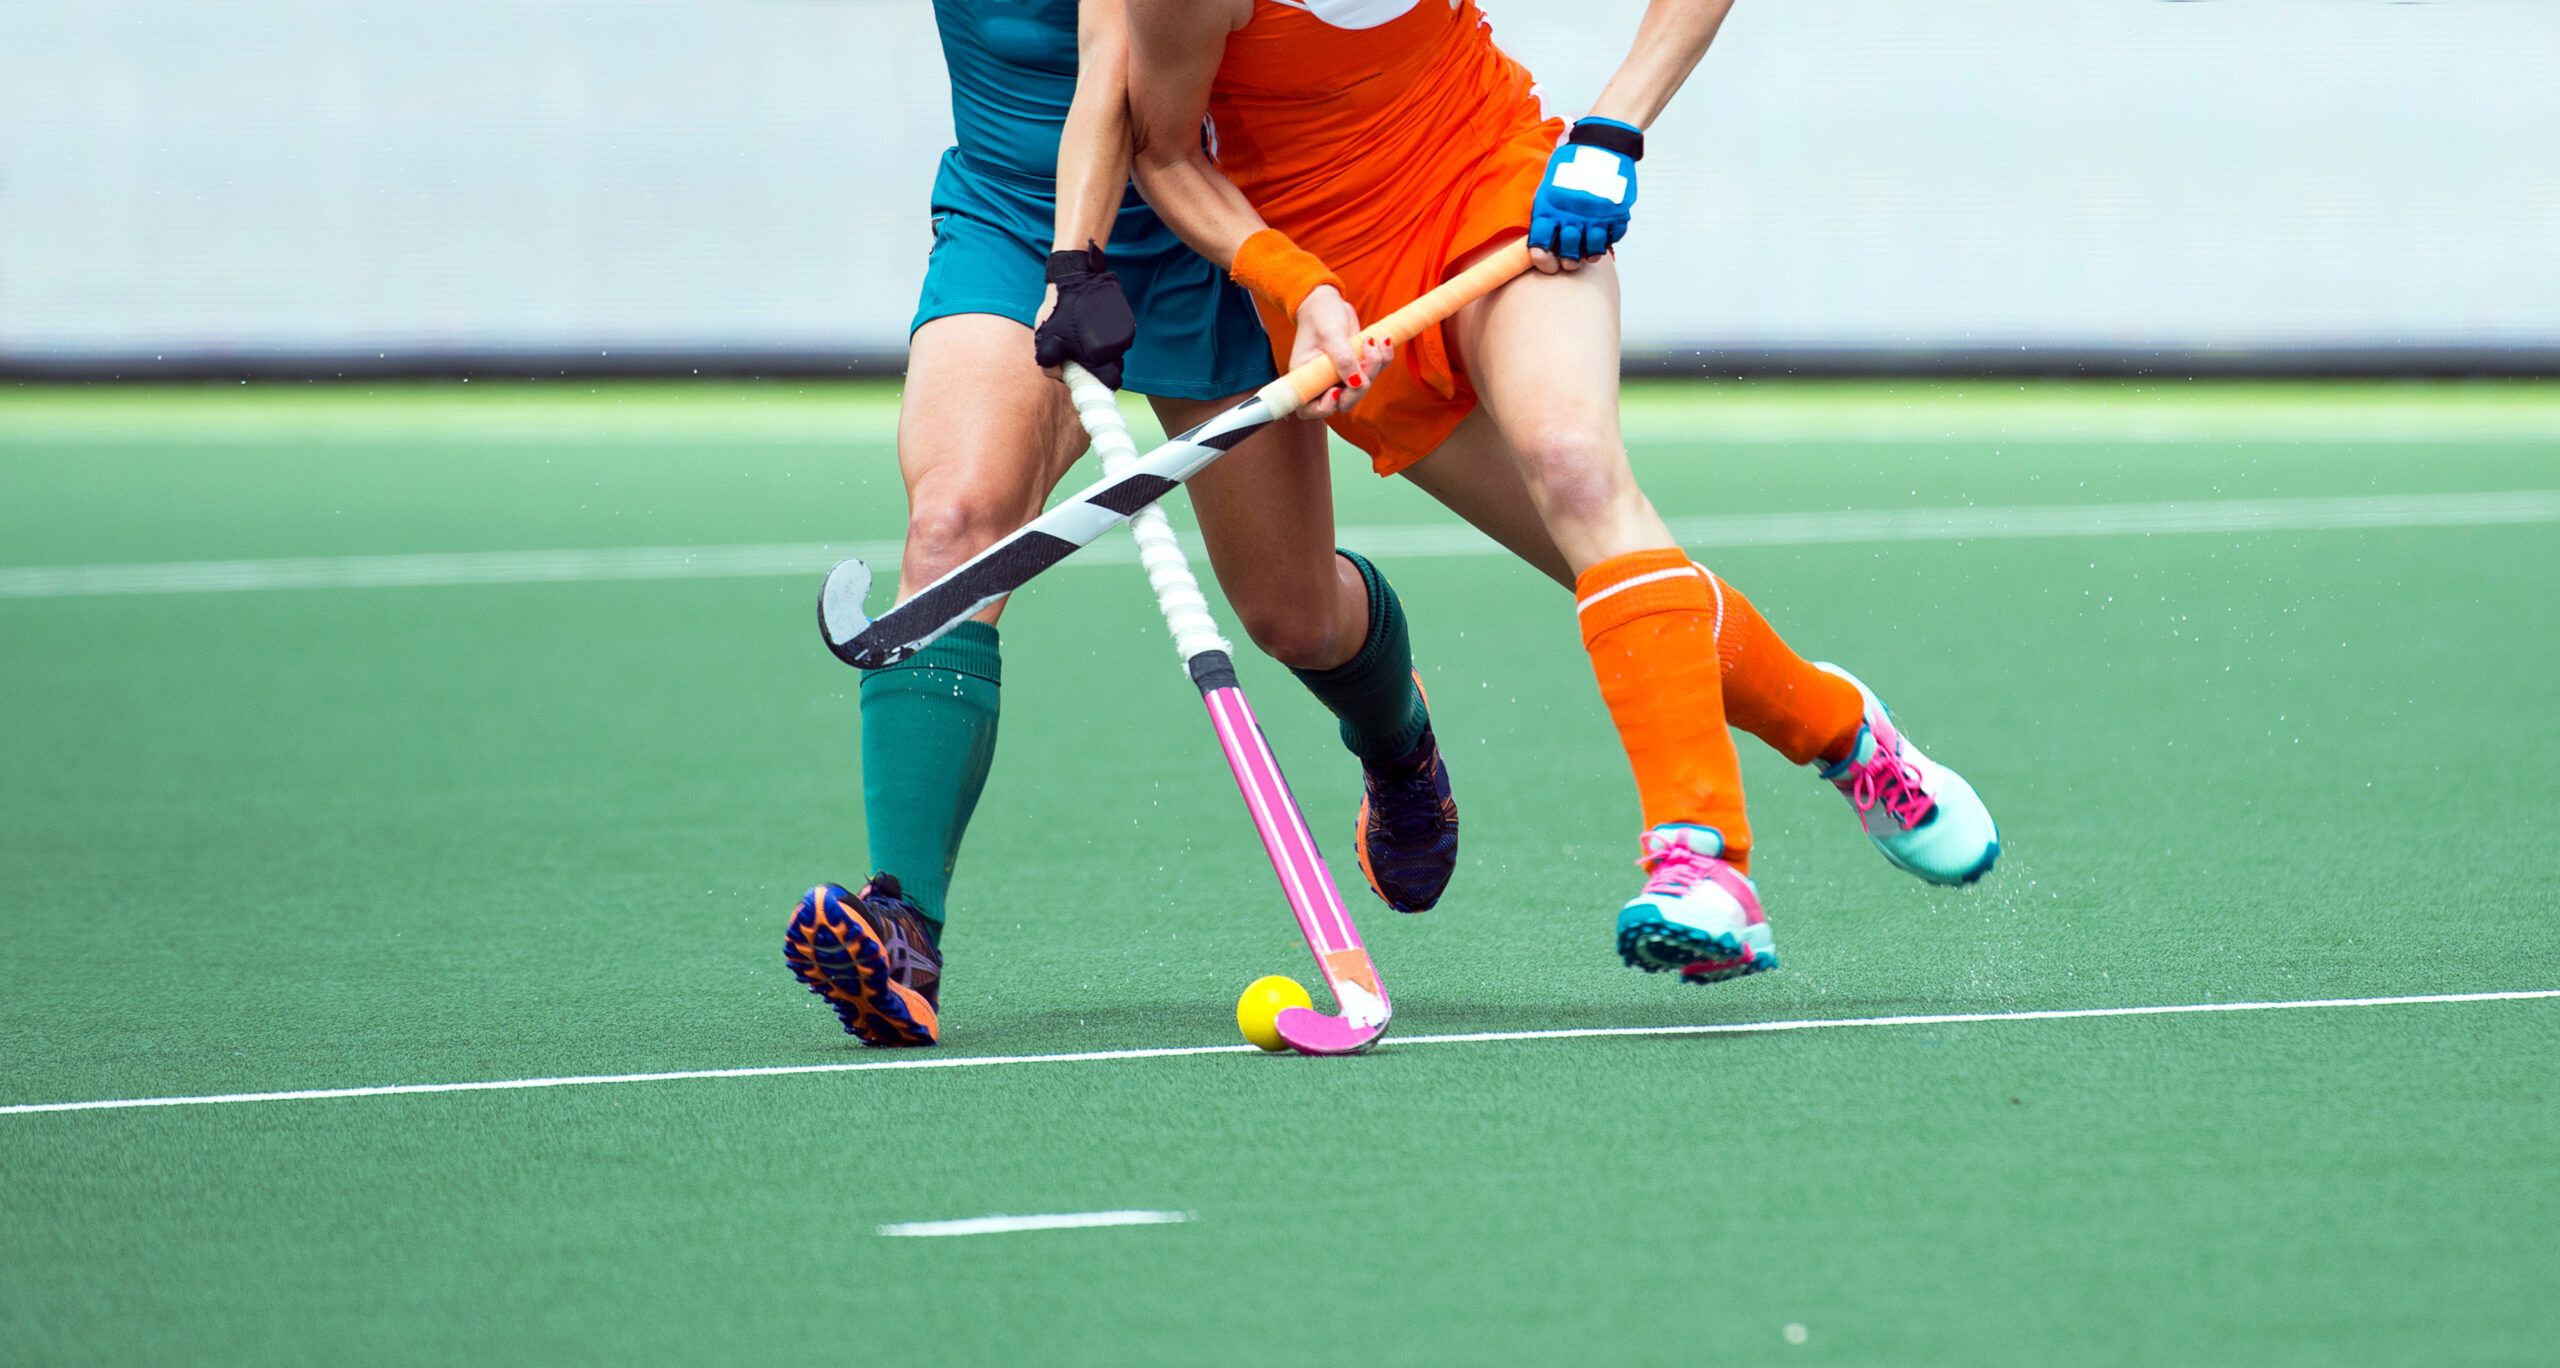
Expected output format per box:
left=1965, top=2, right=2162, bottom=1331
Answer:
left=1529, top=0, right=1739, bottom=272
left=1052, top=0, right=1135, bottom=255
left=1126, top=0, right=1384, bottom=416
left=1590, top=0, right=1739, bottom=129
left=1034, top=0, right=1141, bottom=385
left=1123, top=0, right=1261, bottom=267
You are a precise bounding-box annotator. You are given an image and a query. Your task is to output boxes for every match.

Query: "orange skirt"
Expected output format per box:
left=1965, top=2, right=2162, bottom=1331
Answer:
left=1244, top=111, right=1563, bottom=477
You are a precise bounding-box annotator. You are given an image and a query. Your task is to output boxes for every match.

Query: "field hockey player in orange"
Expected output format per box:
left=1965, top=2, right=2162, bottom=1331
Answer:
left=1105, top=0, right=2002, bottom=982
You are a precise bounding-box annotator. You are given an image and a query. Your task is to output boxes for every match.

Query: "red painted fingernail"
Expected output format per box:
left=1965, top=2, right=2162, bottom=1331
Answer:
left=1346, top=373, right=1365, bottom=389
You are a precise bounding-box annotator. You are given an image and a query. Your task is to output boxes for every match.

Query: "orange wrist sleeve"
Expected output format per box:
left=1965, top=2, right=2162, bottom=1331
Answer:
left=1229, top=228, right=1345, bottom=322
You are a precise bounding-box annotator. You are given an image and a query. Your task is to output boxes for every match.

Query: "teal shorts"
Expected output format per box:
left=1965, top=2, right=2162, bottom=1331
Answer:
left=912, top=149, right=1279, bottom=402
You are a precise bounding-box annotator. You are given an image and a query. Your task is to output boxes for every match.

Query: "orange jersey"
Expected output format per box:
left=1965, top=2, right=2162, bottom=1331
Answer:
left=1207, top=0, right=1562, bottom=474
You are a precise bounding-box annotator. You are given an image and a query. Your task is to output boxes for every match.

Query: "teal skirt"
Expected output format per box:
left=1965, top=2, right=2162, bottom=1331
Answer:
left=911, top=150, right=1280, bottom=401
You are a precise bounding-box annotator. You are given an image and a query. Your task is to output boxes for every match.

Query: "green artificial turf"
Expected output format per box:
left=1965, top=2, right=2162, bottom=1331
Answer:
left=2, top=381, right=2555, bottom=1365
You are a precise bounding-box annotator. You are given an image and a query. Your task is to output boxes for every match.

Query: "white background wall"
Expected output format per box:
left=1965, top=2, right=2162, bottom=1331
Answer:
left=3, top=0, right=2555, bottom=364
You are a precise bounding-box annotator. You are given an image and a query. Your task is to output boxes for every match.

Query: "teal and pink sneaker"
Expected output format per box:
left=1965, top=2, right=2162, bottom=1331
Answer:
left=1814, top=665, right=2001, bottom=886
left=1614, top=824, right=1778, bottom=984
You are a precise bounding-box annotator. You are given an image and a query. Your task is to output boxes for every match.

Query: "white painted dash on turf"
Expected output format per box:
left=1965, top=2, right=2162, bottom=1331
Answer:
left=0, top=989, right=2551, bottom=1119
left=1, top=491, right=2552, bottom=600
left=877, top=1210, right=1192, bottom=1238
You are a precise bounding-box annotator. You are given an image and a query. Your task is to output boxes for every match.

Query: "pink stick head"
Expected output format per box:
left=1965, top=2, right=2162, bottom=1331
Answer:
left=1274, top=1005, right=1387, bottom=1056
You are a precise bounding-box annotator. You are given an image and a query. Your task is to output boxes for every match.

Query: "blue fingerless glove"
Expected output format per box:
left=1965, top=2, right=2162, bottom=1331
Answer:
left=1529, top=117, right=1644, bottom=262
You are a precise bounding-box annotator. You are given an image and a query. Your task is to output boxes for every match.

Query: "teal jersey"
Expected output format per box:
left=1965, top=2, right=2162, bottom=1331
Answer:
left=915, top=0, right=1277, bottom=399
left=932, top=0, right=1080, bottom=182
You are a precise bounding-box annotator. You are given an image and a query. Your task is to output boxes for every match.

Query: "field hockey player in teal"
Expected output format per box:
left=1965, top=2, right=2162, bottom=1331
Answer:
left=782, top=0, right=1463, bottom=1047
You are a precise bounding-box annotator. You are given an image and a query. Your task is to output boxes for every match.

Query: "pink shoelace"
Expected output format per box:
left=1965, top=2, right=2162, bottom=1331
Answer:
left=1639, top=832, right=1722, bottom=896
left=1841, top=735, right=1938, bottom=829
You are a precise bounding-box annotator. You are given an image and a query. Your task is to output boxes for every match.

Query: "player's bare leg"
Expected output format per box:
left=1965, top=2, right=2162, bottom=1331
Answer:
left=1170, top=407, right=1364, bottom=671
left=790, top=313, right=1088, bottom=1046
left=1399, top=423, right=1573, bottom=585
left=1448, top=255, right=1671, bottom=570
left=899, top=315, right=1090, bottom=611
left=1177, top=404, right=1461, bottom=913
left=1447, top=252, right=1772, bottom=980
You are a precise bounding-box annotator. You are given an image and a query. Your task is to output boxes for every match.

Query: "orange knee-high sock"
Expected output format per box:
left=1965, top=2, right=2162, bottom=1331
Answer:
left=1699, top=568, right=1867, bottom=769
left=1576, top=549, right=1751, bottom=867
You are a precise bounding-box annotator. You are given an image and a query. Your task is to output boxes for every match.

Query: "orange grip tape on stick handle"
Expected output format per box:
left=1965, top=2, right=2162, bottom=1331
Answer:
left=1259, top=240, right=1532, bottom=415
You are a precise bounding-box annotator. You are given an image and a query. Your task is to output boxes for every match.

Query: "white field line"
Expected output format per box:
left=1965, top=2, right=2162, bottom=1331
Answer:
left=2, top=989, right=2550, bottom=1119
left=3, top=490, right=2552, bottom=601
left=877, top=1210, right=1192, bottom=1238
left=0, top=539, right=907, bottom=599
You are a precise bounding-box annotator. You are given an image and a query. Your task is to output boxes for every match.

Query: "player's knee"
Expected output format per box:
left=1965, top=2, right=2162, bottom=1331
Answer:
left=901, top=484, right=1030, bottom=584
left=1512, top=420, right=1621, bottom=479
left=1233, top=593, right=1354, bottom=672
left=1514, top=428, right=1634, bottom=523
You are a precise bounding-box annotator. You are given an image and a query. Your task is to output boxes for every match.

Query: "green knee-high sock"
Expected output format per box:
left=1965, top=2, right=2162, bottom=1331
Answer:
left=1289, top=549, right=1430, bottom=766
left=858, top=620, right=1001, bottom=932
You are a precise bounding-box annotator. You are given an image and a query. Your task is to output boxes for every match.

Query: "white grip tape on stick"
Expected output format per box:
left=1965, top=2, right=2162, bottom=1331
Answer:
left=1061, top=364, right=1232, bottom=663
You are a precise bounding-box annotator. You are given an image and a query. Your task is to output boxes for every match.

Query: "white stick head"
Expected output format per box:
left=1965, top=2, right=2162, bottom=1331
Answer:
left=818, top=557, right=875, bottom=651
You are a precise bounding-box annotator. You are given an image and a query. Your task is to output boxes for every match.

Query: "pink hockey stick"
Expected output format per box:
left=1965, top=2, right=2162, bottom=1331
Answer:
left=1062, top=362, right=1389, bottom=1055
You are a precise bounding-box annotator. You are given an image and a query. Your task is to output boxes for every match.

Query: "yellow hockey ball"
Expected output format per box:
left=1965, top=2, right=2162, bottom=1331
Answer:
left=1236, top=974, right=1313, bottom=1053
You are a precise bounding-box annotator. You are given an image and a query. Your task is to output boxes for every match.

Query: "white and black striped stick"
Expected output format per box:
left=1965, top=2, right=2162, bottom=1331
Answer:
left=818, top=241, right=1529, bottom=670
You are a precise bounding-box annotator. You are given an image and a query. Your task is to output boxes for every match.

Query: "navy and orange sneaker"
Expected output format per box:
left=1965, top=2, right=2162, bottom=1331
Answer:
left=784, top=876, right=943, bottom=1047
left=1355, top=725, right=1460, bottom=913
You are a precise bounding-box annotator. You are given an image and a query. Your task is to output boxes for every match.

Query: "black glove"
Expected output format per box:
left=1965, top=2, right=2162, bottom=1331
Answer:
left=1033, top=242, right=1137, bottom=390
